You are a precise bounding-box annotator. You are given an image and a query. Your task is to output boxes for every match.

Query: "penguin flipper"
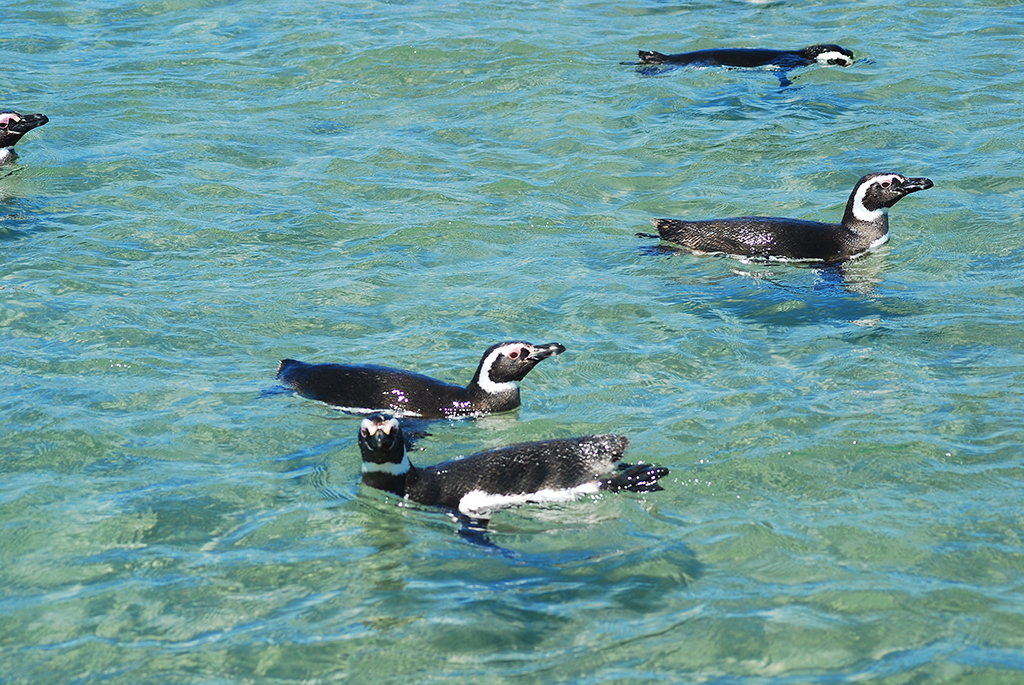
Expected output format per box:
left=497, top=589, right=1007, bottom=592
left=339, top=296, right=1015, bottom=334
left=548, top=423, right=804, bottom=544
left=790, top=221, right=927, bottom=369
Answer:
left=452, top=513, right=519, bottom=558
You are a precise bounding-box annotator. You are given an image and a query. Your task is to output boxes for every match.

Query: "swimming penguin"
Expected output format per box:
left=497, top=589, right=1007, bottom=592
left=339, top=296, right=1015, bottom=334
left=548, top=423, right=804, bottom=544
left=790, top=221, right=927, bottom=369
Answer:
left=638, top=44, right=854, bottom=69
left=277, top=341, right=566, bottom=419
left=650, top=173, right=934, bottom=263
left=0, top=111, right=49, bottom=165
left=638, top=44, right=853, bottom=86
left=358, top=413, right=669, bottom=518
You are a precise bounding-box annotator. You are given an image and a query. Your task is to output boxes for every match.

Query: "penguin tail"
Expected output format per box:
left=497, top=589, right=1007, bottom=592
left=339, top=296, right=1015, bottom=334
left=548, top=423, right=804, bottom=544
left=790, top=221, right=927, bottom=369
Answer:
left=600, top=462, right=669, bottom=493
left=638, top=50, right=669, bottom=64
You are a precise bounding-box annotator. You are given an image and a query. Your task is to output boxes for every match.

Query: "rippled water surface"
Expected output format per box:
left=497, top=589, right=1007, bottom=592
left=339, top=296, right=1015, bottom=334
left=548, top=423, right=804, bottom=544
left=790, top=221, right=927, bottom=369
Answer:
left=3, top=1, right=1024, bottom=683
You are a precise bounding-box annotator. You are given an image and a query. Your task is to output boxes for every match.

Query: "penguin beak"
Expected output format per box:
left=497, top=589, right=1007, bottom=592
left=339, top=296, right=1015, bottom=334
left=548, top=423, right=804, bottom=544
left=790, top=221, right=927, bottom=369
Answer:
left=899, top=177, right=934, bottom=195
left=363, top=431, right=383, bottom=450
left=6, top=113, right=48, bottom=135
left=527, top=343, right=566, bottom=361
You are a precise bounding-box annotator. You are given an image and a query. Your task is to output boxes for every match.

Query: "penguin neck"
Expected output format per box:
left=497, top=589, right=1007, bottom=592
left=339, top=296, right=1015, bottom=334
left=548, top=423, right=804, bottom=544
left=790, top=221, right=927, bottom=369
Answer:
left=465, top=377, right=520, bottom=411
left=465, top=354, right=522, bottom=410
left=841, top=199, right=890, bottom=246
left=361, top=452, right=413, bottom=497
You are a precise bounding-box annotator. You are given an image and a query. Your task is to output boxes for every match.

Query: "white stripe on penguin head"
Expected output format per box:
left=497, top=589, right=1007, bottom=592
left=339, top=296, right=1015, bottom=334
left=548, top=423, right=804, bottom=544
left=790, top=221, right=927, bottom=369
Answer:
left=476, top=343, right=526, bottom=395
left=815, top=50, right=853, bottom=66
left=852, top=174, right=902, bottom=223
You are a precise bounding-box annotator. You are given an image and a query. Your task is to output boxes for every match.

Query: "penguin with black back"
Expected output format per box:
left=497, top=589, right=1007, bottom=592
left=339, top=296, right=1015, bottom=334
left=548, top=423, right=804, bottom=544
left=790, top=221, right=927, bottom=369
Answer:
left=637, top=44, right=854, bottom=86
left=0, top=111, right=48, bottom=165
left=638, top=44, right=854, bottom=69
left=648, top=173, right=934, bottom=263
left=357, top=413, right=668, bottom=525
left=277, top=341, right=565, bottom=419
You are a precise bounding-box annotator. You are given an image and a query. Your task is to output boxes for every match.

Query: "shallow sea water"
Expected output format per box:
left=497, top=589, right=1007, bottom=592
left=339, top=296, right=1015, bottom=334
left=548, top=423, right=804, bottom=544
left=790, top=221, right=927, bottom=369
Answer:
left=3, top=0, right=1024, bottom=683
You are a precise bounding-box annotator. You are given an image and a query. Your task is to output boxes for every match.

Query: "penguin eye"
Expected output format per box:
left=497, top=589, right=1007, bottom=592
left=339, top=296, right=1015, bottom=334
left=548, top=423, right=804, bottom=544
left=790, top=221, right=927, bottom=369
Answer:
left=879, top=180, right=891, bottom=188
left=507, top=349, right=521, bottom=360
left=0, top=122, right=7, bottom=130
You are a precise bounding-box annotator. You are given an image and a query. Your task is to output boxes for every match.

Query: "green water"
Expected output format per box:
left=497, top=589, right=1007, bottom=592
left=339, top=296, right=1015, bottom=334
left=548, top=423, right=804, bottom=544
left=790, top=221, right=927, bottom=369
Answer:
left=3, top=0, right=1024, bottom=683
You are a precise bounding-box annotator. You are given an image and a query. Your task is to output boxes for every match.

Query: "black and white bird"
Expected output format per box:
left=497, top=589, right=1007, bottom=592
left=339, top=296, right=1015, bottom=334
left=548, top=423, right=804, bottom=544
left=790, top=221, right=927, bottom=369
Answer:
left=650, top=173, right=934, bottom=263
left=357, top=413, right=668, bottom=518
left=637, top=44, right=854, bottom=86
left=0, top=111, right=48, bottom=165
left=638, top=44, right=854, bottom=69
left=277, top=341, right=565, bottom=419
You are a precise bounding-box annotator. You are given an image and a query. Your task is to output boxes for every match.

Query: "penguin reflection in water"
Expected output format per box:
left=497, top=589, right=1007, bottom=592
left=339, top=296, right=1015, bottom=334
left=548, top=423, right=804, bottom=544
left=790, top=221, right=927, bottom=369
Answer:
left=357, top=413, right=669, bottom=550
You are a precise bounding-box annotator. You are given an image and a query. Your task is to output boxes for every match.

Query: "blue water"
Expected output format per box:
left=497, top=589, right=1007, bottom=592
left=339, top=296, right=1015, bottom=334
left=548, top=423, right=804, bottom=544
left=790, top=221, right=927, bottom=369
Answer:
left=3, top=0, right=1024, bottom=683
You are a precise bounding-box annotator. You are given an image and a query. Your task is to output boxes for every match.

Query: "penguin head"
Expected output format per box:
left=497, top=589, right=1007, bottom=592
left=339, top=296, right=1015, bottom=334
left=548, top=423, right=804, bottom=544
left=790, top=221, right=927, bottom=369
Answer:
left=358, top=413, right=407, bottom=468
left=802, top=44, right=854, bottom=67
left=471, top=341, right=566, bottom=394
left=0, top=111, right=49, bottom=148
left=848, top=173, right=934, bottom=223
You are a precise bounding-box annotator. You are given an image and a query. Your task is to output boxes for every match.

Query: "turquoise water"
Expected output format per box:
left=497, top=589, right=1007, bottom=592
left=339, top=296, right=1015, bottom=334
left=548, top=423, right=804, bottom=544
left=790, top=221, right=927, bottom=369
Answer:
left=3, top=0, right=1024, bottom=682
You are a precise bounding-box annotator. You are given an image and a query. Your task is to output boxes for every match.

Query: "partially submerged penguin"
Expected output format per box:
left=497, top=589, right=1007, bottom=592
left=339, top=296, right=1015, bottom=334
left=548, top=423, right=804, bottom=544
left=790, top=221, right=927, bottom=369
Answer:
left=357, top=413, right=669, bottom=521
left=637, top=44, right=854, bottom=85
left=277, top=341, right=565, bottom=419
left=638, top=44, right=854, bottom=69
left=0, top=111, right=48, bottom=165
left=649, top=173, right=933, bottom=263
